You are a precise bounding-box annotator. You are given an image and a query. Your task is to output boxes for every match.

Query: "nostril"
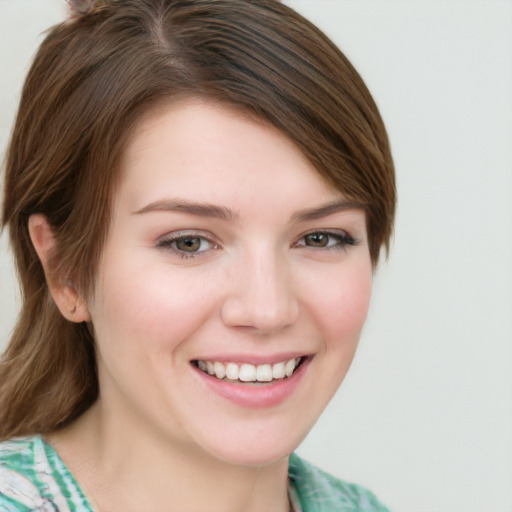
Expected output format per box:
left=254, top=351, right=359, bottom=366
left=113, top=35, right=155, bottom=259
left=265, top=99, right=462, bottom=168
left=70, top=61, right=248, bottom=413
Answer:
left=220, top=298, right=299, bottom=334
left=220, top=256, right=299, bottom=333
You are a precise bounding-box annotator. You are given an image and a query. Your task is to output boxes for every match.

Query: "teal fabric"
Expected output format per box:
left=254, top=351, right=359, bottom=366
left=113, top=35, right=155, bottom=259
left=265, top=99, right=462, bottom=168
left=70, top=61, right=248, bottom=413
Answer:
left=0, top=436, right=390, bottom=511
left=289, top=453, right=391, bottom=512
left=0, top=436, right=91, bottom=512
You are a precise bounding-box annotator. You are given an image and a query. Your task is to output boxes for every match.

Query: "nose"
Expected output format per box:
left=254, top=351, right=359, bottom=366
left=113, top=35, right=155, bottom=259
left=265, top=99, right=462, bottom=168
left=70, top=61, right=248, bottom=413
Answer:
left=220, top=248, right=300, bottom=335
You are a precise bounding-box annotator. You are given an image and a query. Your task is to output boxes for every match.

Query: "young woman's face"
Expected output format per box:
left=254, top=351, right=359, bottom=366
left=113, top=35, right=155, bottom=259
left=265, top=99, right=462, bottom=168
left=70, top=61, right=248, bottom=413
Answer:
left=88, top=101, right=373, bottom=466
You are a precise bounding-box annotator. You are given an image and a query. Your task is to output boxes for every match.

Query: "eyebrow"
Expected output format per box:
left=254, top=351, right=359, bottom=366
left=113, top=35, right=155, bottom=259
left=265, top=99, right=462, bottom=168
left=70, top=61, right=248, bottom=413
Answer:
left=133, top=198, right=364, bottom=222
left=291, top=199, right=365, bottom=222
left=133, top=199, right=237, bottom=220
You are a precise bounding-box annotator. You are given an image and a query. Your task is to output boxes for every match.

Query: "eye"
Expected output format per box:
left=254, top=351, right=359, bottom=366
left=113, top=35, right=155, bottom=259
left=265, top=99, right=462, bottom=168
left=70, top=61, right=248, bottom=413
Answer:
left=175, top=236, right=206, bottom=252
left=157, top=232, right=218, bottom=258
left=304, top=232, right=331, bottom=248
left=295, top=230, right=356, bottom=250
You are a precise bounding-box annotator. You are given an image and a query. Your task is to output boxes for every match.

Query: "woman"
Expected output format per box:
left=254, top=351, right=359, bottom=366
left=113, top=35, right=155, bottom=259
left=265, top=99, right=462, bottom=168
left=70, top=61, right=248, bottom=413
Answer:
left=0, top=0, right=395, bottom=510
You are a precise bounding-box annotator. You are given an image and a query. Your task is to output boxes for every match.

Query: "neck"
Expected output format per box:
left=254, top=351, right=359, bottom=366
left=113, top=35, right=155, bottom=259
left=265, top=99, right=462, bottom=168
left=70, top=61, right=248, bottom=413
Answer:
left=48, top=401, right=291, bottom=512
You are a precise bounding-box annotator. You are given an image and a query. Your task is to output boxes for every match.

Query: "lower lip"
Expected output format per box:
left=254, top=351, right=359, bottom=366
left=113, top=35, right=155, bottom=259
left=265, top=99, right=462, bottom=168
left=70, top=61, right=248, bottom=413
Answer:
left=193, top=359, right=310, bottom=409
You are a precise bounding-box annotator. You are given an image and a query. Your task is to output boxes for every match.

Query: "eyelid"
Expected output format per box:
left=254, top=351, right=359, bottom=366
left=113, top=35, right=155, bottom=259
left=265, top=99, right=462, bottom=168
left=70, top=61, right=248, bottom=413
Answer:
left=156, top=229, right=220, bottom=258
left=293, top=229, right=358, bottom=249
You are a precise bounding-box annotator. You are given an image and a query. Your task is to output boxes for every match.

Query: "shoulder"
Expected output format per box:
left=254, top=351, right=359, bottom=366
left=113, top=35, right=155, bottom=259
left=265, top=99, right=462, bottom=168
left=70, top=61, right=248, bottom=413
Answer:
left=0, top=435, right=61, bottom=511
left=0, top=436, right=47, bottom=510
left=289, top=453, right=391, bottom=512
left=0, top=435, right=92, bottom=512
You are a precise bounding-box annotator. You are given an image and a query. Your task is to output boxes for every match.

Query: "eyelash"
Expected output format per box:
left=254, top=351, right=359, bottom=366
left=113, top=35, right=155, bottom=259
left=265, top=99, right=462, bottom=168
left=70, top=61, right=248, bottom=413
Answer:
left=157, top=232, right=218, bottom=260
left=157, top=230, right=357, bottom=259
left=293, top=230, right=357, bottom=251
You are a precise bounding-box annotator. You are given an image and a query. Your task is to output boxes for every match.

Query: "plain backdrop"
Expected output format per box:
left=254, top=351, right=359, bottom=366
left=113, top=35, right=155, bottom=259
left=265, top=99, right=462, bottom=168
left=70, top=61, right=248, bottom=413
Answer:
left=1, top=1, right=511, bottom=511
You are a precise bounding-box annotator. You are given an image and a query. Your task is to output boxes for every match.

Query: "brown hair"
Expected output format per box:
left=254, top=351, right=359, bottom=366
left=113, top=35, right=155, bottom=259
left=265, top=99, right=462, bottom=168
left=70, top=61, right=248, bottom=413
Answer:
left=0, top=0, right=395, bottom=439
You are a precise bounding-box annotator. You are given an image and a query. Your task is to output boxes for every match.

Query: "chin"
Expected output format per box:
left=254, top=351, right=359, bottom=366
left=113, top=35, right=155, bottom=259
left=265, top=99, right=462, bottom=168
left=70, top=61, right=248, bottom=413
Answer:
left=212, top=444, right=294, bottom=468
left=195, top=420, right=311, bottom=468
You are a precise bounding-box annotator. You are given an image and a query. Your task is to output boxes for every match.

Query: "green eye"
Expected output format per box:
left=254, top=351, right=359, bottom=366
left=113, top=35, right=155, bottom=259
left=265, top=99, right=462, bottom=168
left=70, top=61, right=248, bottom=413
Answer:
left=157, top=233, right=216, bottom=259
left=297, top=231, right=357, bottom=250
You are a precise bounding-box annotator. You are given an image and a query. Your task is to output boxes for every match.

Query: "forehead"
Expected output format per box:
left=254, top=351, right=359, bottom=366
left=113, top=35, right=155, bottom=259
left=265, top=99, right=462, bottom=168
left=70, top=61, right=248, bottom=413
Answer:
left=117, top=99, right=344, bottom=213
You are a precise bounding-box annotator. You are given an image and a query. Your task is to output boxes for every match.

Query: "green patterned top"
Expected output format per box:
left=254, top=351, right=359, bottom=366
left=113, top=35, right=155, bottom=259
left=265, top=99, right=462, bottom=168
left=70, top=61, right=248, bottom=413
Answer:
left=0, top=436, right=390, bottom=511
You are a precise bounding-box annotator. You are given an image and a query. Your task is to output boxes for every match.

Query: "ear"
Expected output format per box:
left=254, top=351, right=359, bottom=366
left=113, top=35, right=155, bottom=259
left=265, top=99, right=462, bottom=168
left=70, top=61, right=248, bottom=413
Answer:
left=28, top=214, right=90, bottom=323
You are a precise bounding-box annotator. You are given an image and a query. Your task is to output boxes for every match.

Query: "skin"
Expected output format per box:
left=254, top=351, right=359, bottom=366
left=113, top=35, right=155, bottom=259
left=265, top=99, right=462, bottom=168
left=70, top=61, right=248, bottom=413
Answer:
left=30, top=100, right=373, bottom=512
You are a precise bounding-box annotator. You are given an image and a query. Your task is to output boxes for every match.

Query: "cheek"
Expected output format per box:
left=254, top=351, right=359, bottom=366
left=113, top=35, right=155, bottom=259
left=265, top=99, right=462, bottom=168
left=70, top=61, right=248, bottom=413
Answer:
left=306, top=261, right=373, bottom=345
left=90, top=259, right=219, bottom=355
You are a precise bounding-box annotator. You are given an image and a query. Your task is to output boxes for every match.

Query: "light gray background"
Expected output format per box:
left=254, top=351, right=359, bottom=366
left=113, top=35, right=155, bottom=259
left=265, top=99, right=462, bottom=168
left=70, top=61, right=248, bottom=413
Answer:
left=1, top=1, right=511, bottom=511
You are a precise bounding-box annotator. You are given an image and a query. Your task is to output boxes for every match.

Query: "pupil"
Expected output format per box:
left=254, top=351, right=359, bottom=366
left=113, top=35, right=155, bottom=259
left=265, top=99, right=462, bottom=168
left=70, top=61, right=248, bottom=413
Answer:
left=177, top=237, right=201, bottom=252
left=306, top=233, right=328, bottom=247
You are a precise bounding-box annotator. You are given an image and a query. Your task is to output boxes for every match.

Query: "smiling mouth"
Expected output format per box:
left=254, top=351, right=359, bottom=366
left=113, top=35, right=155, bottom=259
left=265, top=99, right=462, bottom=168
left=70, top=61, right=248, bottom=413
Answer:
left=192, top=357, right=306, bottom=384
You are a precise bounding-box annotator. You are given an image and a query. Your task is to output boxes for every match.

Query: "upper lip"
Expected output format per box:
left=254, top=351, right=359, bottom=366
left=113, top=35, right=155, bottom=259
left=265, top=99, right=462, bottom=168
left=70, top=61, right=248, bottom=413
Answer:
left=191, top=352, right=312, bottom=365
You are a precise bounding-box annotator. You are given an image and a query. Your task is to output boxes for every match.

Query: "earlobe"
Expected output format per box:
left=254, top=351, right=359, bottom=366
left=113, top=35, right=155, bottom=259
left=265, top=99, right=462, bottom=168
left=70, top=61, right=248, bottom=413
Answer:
left=28, top=214, right=90, bottom=323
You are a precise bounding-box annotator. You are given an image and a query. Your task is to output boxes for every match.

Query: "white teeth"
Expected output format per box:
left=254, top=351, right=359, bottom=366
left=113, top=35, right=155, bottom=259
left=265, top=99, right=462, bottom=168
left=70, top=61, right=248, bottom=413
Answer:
left=272, top=362, right=285, bottom=379
left=239, top=364, right=257, bottom=382
left=285, top=359, right=296, bottom=377
left=197, top=358, right=302, bottom=383
left=214, top=361, right=226, bottom=379
left=226, top=362, right=239, bottom=380
left=256, top=364, right=273, bottom=382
